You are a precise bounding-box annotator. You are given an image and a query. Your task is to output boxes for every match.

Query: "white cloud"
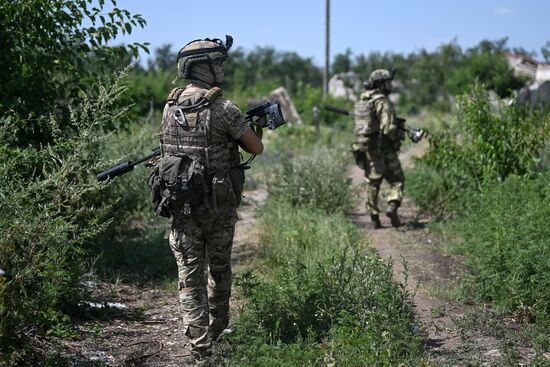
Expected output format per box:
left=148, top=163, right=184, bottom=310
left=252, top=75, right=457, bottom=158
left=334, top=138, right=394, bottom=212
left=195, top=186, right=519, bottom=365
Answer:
left=495, top=7, right=514, bottom=15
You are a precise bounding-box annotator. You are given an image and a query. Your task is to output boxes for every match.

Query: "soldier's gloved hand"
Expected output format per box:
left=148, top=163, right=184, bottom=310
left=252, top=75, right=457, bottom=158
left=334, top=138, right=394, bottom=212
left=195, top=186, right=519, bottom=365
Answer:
left=253, top=115, right=267, bottom=128
left=252, top=122, right=263, bottom=140
left=408, top=128, right=425, bottom=143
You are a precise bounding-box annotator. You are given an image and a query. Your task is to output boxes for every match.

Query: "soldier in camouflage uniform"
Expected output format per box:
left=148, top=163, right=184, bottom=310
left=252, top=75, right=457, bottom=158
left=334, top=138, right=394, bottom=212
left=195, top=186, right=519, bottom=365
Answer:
left=354, top=69, right=405, bottom=228
left=158, top=36, right=263, bottom=361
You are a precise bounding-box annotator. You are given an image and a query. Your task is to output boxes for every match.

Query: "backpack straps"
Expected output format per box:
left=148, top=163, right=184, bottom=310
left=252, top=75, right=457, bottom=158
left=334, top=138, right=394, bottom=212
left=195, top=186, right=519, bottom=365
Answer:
left=204, top=87, right=222, bottom=102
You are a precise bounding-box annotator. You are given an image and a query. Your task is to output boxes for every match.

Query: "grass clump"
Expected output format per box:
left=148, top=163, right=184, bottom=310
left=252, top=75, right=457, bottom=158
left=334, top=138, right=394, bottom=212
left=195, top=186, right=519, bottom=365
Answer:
left=267, top=147, right=353, bottom=214
left=213, top=245, right=425, bottom=366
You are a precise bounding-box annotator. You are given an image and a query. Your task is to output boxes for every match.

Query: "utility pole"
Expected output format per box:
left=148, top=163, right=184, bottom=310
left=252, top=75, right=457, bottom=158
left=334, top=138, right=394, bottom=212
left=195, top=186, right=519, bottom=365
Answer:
left=323, top=0, right=330, bottom=98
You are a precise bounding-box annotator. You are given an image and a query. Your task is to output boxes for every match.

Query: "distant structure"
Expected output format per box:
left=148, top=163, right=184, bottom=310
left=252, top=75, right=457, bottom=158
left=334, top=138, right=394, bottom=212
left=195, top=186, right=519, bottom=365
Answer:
left=507, top=53, right=550, bottom=106
left=506, top=53, right=538, bottom=80
left=536, top=64, right=550, bottom=83
left=328, top=72, right=361, bottom=102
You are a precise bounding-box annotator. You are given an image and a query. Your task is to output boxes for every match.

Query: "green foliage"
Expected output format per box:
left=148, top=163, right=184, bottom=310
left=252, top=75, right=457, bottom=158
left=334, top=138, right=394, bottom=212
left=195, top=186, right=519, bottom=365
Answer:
left=212, top=143, right=426, bottom=365
left=267, top=148, right=353, bottom=214
left=214, top=232, right=425, bottom=366
left=259, top=201, right=359, bottom=267
left=332, top=38, right=527, bottom=113
left=411, top=85, right=550, bottom=215
left=332, top=48, right=353, bottom=74
left=445, top=173, right=550, bottom=319
left=89, top=119, right=177, bottom=281
left=224, top=46, right=322, bottom=96
left=446, top=40, right=525, bottom=97
left=0, top=0, right=148, bottom=148
left=0, top=75, right=130, bottom=360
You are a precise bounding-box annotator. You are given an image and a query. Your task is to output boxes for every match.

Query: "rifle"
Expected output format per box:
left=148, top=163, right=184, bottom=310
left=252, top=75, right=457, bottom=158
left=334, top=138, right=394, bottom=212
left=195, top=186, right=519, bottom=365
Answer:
left=96, top=147, right=160, bottom=182
left=245, top=101, right=286, bottom=130
left=322, top=104, right=426, bottom=143
left=97, top=102, right=286, bottom=180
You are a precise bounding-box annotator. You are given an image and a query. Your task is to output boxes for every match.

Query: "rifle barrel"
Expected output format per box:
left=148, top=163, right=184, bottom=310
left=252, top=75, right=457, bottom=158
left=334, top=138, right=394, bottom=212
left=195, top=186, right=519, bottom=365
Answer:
left=323, top=104, right=352, bottom=116
left=96, top=147, right=160, bottom=182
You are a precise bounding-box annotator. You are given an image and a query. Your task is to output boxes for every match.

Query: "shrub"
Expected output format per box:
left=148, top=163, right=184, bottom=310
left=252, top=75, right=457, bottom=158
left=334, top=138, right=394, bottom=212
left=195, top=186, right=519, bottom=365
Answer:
left=411, top=85, right=550, bottom=215
left=214, top=248, right=425, bottom=366
left=446, top=173, right=550, bottom=319
left=0, top=75, right=129, bottom=360
left=267, top=147, right=353, bottom=214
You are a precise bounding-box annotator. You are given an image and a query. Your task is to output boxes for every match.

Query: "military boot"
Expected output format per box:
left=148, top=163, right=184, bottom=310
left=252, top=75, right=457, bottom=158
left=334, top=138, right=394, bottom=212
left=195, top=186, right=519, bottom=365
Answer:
left=370, top=214, right=382, bottom=229
left=386, top=201, right=401, bottom=228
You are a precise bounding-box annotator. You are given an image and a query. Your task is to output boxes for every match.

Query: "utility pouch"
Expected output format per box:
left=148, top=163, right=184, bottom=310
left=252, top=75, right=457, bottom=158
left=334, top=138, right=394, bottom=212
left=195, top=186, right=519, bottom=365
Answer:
left=211, top=172, right=236, bottom=209
left=228, top=167, right=245, bottom=206
left=148, top=166, right=170, bottom=218
left=158, top=155, right=204, bottom=211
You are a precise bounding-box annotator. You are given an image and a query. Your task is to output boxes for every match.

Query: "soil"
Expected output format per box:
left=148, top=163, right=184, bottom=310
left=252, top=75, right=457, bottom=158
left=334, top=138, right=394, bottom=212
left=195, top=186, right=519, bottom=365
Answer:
left=37, top=190, right=267, bottom=367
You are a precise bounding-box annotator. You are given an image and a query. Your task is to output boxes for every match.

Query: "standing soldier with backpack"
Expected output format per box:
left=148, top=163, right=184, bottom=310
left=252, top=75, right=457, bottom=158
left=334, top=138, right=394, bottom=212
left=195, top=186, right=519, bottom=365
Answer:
left=152, top=35, right=263, bottom=362
left=354, top=69, right=405, bottom=228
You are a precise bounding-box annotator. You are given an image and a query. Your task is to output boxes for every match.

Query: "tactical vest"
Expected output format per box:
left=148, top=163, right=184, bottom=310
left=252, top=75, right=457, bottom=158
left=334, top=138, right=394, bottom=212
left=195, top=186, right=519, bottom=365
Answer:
left=354, top=93, right=384, bottom=154
left=151, top=86, right=241, bottom=216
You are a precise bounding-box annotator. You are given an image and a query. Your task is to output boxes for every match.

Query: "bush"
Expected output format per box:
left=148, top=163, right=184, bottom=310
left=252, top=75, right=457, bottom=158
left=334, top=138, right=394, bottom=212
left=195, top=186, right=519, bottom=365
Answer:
left=0, top=75, right=129, bottom=360
left=267, top=147, right=353, bottom=214
left=446, top=173, right=550, bottom=319
left=411, top=85, right=550, bottom=215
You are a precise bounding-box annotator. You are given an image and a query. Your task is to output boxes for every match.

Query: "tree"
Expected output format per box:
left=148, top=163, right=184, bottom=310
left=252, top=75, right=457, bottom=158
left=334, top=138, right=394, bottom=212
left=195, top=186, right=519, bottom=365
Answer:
left=148, top=44, right=177, bottom=72
left=0, top=0, right=148, bottom=147
left=332, top=48, right=353, bottom=74
left=446, top=39, right=525, bottom=98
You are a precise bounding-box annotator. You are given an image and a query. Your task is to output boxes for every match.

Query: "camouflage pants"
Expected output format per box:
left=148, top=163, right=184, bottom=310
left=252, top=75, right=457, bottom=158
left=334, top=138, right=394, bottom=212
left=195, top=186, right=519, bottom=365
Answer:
left=169, top=206, right=238, bottom=352
left=364, top=150, right=404, bottom=215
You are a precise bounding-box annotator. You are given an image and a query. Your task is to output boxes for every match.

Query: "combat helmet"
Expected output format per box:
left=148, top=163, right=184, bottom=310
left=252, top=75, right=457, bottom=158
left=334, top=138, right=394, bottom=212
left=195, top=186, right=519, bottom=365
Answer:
left=368, top=68, right=395, bottom=85
left=176, top=35, right=233, bottom=79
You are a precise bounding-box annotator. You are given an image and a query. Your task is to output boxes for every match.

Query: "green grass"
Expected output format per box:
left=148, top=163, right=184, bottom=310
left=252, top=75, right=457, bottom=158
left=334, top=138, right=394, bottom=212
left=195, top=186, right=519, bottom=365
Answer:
left=443, top=173, right=550, bottom=320
left=211, top=147, right=427, bottom=366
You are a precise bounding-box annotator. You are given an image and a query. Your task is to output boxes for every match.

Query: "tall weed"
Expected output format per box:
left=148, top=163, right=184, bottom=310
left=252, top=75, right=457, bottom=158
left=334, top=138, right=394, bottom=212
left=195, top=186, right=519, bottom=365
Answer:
left=267, top=147, right=353, bottom=214
left=445, top=173, right=550, bottom=319
left=214, top=248, right=425, bottom=366
left=410, top=85, right=550, bottom=215
left=0, top=72, right=130, bottom=358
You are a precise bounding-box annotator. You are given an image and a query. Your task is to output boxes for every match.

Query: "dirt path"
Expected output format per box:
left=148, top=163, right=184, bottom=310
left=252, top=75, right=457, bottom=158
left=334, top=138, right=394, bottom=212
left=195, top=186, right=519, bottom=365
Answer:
left=347, top=144, right=531, bottom=365
left=349, top=165, right=465, bottom=354
left=45, top=189, right=266, bottom=367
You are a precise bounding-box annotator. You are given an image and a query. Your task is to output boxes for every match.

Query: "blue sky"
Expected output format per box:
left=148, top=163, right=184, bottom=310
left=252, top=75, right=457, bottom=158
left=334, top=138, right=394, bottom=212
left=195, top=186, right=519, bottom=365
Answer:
left=108, top=0, right=550, bottom=65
